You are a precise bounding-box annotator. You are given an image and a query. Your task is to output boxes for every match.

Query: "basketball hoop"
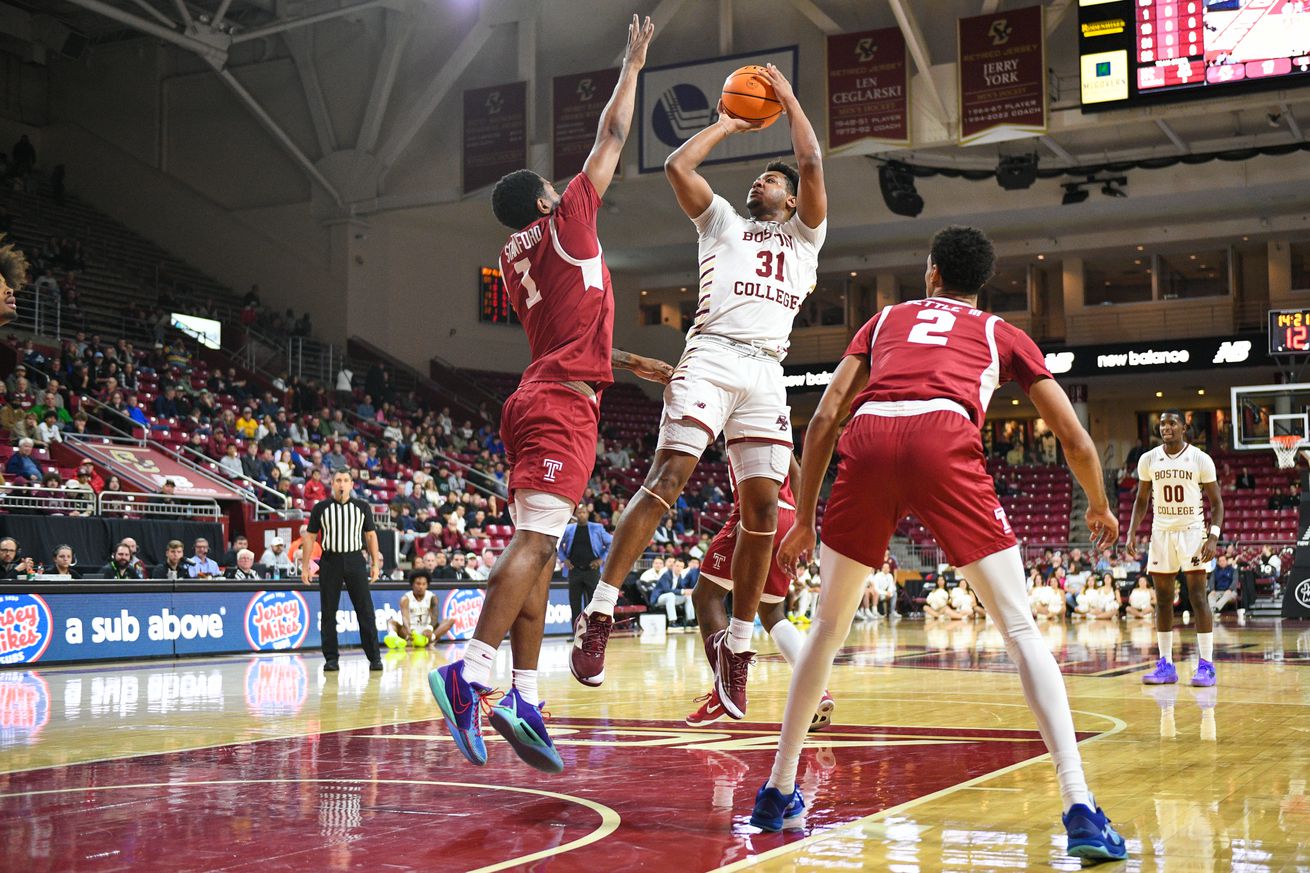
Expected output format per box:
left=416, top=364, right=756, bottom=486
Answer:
left=1272, top=434, right=1305, bottom=469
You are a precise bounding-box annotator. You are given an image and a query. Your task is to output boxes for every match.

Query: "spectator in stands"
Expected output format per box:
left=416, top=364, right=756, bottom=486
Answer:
left=226, top=550, right=263, bottom=580
left=117, top=538, right=148, bottom=576
left=220, top=535, right=249, bottom=567
left=303, top=467, right=328, bottom=504
left=240, top=443, right=263, bottom=481
left=6, top=438, right=42, bottom=483
left=64, top=465, right=95, bottom=506
left=1236, top=468, right=1255, bottom=489
left=49, top=545, right=81, bottom=579
left=438, top=552, right=473, bottom=582
left=1209, top=555, right=1242, bottom=617
left=1126, top=577, right=1155, bottom=619
left=14, top=412, right=41, bottom=445
left=0, top=538, right=34, bottom=579
left=100, top=544, right=142, bottom=580
left=187, top=538, right=219, bottom=579
left=649, top=558, right=695, bottom=626
left=35, top=410, right=62, bottom=446
left=154, top=385, right=180, bottom=419
left=235, top=407, right=258, bottom=439
left=33, top=391, right=70, bottom=426
left=335, top=365, right=353, bottom=402
left=259, top=537, right=295, bottom=577
left=218, top=444, right=242, bottom=478
left=153, top=540, right=188, bottom=580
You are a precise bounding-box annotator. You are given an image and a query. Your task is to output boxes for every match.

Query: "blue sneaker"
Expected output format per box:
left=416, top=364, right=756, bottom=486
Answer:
left=1063, top=801, right=1128, bottom=861
left=1190, top=658, right=1216, bottom=687
left=749, top=782, right=805, bottom=832
left=488, top=687, right=564, bottom=774
left=1142, top=657, right=1178, bottom=685
left=429, top=662, right=490, bottom=766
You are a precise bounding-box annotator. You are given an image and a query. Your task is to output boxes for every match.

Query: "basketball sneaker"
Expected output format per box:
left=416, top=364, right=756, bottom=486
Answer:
left=1190, top=658, right=1216, bottom=687
left=704, top=628, right=723, bottom=668
left=1141, top=657, right=1178, bottom=685
left=714, top=635, right=755, bottom=720
left=488, top=687, right=563, bottom=774
left=1062, top=800, right=1128, bottom=861
left=570, top=611, right=613, bottom=687
left=384, top=633, right=405, bottom=649
left=809, top=691, right=835, bottom=733
left=749, top=782, right=805, bottom=832
left=686, top=688, right=728, bottom=727
left=429, top=661, right=492, bottom=766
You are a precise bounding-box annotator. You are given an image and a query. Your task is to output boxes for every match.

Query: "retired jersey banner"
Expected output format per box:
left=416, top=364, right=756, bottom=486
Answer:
left=463, top=81, right=527, bottom=194
left=553, top=67, right=621, bottom=181
left=957, top=5, right=1047, bottom=146
left=826, top=28, right=910, bottom=152
left=637, top=46, right=798, bottom=174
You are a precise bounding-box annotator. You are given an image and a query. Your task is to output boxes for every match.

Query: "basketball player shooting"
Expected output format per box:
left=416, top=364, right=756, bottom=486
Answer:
left=754, top=227, right=1127, bottom=863
left=429, top=15, right=668, bottom=775
left=1126, top=411, right=1224, bottom=687
left=573, top=64, right=826, bottom=724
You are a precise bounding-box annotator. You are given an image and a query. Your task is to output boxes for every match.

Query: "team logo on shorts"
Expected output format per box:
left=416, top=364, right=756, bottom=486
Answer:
left=441, top=589, right=486, bottom=640
left=0, top=593, right=53, bottom=665
left=244, top=590, right=310, bottom=651
left=543, top=459, right=563, bottom=482
left=0, top=670, right=49, bottom=745
left=777, top=415, right=790, bottom=431
left=994, top=507, right=1012, bottom=535
left=711, top=553, right=726, bottom=570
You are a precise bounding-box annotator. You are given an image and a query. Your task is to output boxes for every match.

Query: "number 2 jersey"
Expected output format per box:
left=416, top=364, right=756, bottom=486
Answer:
left=1137, top=443, right=1216, bottom=532
left=844, top=297, right=1051, bottom=429
left=687, top=195, right=826, bottom=355
left=497, top=173, right=615, bottom=389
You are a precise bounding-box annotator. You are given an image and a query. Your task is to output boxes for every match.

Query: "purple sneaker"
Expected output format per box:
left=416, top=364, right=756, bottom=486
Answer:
left=1142, top=657, right=1178, bottom=685
left=1190, top=658, right=1216, bottom=687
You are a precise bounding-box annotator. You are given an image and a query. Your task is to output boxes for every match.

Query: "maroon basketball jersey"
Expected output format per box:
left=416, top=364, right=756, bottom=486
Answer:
left=845, top=297, right=1051, bottom=429
left=497, top=173, right=615, bottom=388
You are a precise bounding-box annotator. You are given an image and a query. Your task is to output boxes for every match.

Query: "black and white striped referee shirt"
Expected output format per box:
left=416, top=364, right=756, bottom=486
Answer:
left=306, top=496, right=376, bottom=554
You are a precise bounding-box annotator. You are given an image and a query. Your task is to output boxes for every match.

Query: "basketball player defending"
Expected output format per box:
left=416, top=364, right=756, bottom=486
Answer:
left=573, top=65, right=826, bottom=722
left=753, top=227, right=1127, bottom=863
left=686, top=456, right=834, bottom=731
left=430, top=16, right=668, bottom=774
left=1126, top=411, right=1224, bottom=687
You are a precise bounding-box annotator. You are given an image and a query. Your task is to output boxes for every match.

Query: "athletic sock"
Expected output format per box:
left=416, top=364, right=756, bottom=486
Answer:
left=727, top=617, right=754, bottom=654
left=512, top=668, right=539, bottom=707
left=586, top=581, right=621, bottom=617
left=1196, top=631, right=1214, bottom=662
left=462, top=638, right=498, bottom=688
left=959, top=546, right=1091, bottom=813
left=1157, top=631, right=1173, bottom=664
left=769, top=619, right=804, bottom=665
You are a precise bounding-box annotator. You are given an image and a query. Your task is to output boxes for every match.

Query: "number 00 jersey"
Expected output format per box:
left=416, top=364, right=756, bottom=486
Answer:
left=497, top=173, right=615, bottom=388
left=1137, top=443, right=1216, bottom=532
left=688, top=195, right=826, bottom=354
left=843, top=298, right=1052, bottom=429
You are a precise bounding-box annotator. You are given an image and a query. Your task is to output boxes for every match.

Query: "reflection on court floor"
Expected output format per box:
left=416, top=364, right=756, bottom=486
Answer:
left=2, top=618, right=1310, bottom=871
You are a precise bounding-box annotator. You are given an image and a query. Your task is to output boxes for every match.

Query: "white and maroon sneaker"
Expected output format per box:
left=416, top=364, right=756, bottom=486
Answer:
left=686, top=687, right=728, bottom=727
left=714, top=634, right=755, bottom=720
left=809, top=690, right=835, bottom=733
left=570, top=611, right=613, bottom=687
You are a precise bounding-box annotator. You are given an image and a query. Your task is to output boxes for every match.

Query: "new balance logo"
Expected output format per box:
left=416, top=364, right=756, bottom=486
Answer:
left=1213, top=340, right=1251, bottom=364
left=543, top=459, right=563, bottom=482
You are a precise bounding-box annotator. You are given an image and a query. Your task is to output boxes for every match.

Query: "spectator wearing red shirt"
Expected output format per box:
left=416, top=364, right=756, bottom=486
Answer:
left=302, top=467, right=328, bottom=504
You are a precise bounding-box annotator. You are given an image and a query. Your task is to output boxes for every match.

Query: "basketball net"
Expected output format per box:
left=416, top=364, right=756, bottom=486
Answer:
left=1271, top=434, right=1304, bottom=469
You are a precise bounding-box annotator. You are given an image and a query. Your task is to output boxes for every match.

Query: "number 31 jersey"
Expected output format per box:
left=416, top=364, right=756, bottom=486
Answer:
left=1137, top=443, right=1216, bottom=532
left=497, top=173, right=615, bottom=388
left=844, top=297, right=1051, bottom=430
left=687, top=195, right=826, bottom=354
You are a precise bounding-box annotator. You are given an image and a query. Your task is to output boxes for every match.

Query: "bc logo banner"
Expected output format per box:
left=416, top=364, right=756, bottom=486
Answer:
left=0, top=593, right=53, bottom=665
left=441, top=589, right=486, bottom=640
left=244, top=591, right=310, bottom=651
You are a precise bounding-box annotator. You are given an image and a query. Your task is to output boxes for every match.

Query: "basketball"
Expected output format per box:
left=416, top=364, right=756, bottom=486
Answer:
left=720, top=65, right=781, bottom=128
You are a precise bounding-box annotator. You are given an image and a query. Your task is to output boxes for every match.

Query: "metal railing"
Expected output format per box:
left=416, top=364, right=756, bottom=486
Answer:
left=97, top=490, right=223, bottom=520
left=1, top=485, right=95, bottom=515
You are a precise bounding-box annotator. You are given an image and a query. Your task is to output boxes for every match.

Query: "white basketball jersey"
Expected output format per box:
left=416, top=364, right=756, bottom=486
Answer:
left=404, top=590, right=434, bottom=628
left=688, top=195, right=826, bottom=355
left=1138, top=443, right=1216, bottom=532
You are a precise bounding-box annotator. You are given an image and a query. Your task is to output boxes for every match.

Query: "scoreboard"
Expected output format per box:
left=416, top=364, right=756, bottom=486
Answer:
left=1269, top=307, right=1310, bottom=354
left=1079, top=0, right=1310, bottom=110
left=478, top=266, right=518, bottom=325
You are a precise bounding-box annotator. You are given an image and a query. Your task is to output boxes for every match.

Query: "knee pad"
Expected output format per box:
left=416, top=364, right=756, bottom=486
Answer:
left=657, top=418, right=713, bottom=457
left=511, top=490, right=575, bottom=539
left=727, top=440, right=790, bottom=484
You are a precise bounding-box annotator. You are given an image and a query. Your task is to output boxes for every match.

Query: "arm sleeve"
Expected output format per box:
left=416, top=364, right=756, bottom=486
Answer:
left=1197, top=450, right=1217, bottom=484
left=999, top=324, right=1053, bottom=392
left=691, top=195, right=740, bottom=241
left=361, top=501, right=377, bottom=533
left=305, top=502, right=323, bottom=534
left=1136, top=451, right=1151, bottom=482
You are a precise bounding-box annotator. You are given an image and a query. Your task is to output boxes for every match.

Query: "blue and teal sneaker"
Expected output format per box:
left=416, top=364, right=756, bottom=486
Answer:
left=1063, top=800, right=1128, bottom=862
left=429, top=662, right=491, bottom=766
left=749, top=782, right=805, bottom=832
left=488, top=687, right=564, bottom=774
left=1142, top=657, right=1178, bottom=685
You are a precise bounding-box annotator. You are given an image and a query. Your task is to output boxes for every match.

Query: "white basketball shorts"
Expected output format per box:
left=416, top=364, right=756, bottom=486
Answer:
left=1147, top=527, right=1214, bottom=575
left=657, top=341, right=792, bottom=456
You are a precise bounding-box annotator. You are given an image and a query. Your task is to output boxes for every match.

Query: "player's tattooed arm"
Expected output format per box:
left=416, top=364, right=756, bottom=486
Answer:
left=612, top=348, right=674, bottom=384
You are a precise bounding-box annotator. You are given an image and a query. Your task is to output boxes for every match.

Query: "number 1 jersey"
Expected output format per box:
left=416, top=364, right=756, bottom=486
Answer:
left=843, top=297, right=1051, bottom=429
left=497, top=173, right=615, bottom=388
left=1137, top=443, right=1216, bottom=532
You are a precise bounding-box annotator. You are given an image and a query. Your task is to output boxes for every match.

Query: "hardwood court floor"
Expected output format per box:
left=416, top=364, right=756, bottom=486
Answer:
left=3, top=616, right=1309, bottom=871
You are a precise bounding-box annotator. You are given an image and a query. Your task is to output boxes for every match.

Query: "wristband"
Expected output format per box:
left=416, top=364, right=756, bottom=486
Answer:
left=1209, top=525, right=1221, bottom=538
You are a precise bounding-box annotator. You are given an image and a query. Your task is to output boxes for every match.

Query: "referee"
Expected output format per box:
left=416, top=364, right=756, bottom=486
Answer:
left=302, top=470, right=384, bottom=672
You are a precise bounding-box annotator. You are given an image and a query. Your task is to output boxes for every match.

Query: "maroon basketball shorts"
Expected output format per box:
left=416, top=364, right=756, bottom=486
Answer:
left=820, top=410, right=1017, bottom=568
left=501, top=381, right=600, bottom=506
left=701, top=506, right=797, bottom=603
